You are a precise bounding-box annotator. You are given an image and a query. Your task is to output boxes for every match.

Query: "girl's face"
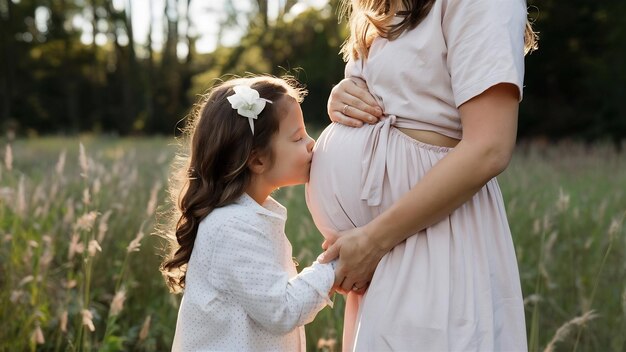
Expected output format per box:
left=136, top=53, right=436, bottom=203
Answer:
left=264, top=97, right=315, bottom=188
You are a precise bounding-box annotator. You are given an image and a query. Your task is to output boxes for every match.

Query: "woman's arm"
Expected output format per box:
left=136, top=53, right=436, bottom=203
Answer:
left=322, top=83, right=520, bottom=292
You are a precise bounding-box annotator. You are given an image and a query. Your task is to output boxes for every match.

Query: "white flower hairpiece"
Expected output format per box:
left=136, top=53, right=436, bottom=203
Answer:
left=226, top=85, right=272, bottom=134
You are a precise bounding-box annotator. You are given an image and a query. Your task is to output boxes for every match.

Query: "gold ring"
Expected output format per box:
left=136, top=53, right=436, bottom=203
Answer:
left=342, top=104, right=350, bottom=115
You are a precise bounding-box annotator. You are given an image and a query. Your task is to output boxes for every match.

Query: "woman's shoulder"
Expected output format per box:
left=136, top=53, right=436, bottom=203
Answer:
left=441, top=0, right=526, bottom=20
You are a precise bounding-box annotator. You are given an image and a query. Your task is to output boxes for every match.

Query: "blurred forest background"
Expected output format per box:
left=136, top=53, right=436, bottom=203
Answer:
left=0, top=0, right=625, bottom=143
left=1, top=1, right=626, bottom=351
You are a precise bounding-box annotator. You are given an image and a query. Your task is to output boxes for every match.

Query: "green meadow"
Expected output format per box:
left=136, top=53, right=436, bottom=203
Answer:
left=1, top=137, right=624, bottom=351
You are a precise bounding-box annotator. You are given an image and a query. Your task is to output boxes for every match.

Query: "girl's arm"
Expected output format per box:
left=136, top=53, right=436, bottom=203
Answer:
left=213, top=218, right=335, bottom=334
left=322, top=83, right=520, bottom=292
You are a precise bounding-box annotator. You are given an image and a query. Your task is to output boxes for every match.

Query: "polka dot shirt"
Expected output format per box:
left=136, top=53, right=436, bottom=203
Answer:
left=172, top=193, right=336, bottom=351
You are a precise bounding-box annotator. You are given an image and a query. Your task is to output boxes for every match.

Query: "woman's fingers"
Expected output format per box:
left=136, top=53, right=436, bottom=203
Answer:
left=333, top=284, right=350, bottom=295
left=351, top=280, right=369, bottom=295
left=345, top=79, right=382, bottom=117
left=329, top=110, right=365, bottom=127
left=319, top=242, right=340, bottom=264
left=328, top=78, right=382, bottom=125
left=340, top=276, right=358, bottom=293
left=328, top=227, right=381, bottom=292
left=341, top=101, right=379, bottom=124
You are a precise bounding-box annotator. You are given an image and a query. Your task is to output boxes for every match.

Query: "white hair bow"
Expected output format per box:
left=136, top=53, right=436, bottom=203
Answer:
left=226, top=85, right=272, bottom=134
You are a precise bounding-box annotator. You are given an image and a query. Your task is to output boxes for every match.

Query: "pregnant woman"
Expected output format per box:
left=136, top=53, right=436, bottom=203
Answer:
left=306, top=0, right=537, bottom=350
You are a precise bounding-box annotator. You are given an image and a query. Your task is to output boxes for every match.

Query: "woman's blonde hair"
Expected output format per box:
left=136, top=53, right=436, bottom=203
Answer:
left=340, top=0, right=538, bottom=61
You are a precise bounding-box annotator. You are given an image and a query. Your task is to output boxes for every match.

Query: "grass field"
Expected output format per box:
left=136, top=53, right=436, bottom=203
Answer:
left=1, top=136, right=624, bottom=351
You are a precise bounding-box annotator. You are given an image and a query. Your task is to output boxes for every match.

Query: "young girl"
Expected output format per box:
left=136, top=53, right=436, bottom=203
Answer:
left=161, top=76, right=337, bottom=351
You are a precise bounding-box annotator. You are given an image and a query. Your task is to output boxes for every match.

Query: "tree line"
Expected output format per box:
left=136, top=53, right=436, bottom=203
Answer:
left=0, top=0, right=624, bottom=144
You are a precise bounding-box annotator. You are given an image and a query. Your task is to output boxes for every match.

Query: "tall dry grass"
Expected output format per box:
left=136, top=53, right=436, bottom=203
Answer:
left=0, top=136, right=624, bottom=351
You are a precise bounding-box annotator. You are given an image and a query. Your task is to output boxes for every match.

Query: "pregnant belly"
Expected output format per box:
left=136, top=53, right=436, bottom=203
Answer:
left=306, top=123, right=382, bottom=239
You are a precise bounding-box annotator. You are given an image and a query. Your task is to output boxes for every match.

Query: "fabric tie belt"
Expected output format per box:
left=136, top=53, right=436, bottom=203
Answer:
left=360, top=114, right=396, bottom=207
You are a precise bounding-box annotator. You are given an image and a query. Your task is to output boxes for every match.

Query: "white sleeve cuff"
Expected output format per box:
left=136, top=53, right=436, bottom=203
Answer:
left=298, top=261, right=336, bottom=307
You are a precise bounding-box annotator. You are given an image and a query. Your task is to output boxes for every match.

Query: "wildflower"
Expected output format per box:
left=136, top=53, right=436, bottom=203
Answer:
left=110, top=288, right=127, bottom=316
left=31, top=325, right=45, bottom=344
left=63, top=199, right=75, bottom=225
left=584, top=237, right=594, bottom=249
left=532, top=218, right=541, bottom=235
left=19, top=275, right=34, bottom=287
left=543, top=231, right=558, bottom=263
left=82, top=309, right=95, bottom=332
left=317, top=337, right=337, bottom=351
left=88, top=240, right=102, bottom=257
left=317, top=338, right=327, bottom=349
left=542, top=214, right=552, bottom=233
left=23, top=245, right=33, bottom=265
left=608, top=217, right=623, bottom=241
left=79, top=142, right=89, bottom=178
left=523, top=294, right=543, bottom=306
left=83, top=188, right=91, bottom=205
left=60, top=310, right=68, bottom=333
left=97, top=210, right=112, bottom=243
left=146, top=182, right=161, bottom=216
left=544, top=310, right=598, bottom=352
left=127, top=229, right=145, bottom=253
left=139, top=315, right=151, bottom=342
left=68, top=233, right=84, bottom=260
left=4, top=144, right=12, bottom=171
left=539, top=263, right=555, bottom=290
left=74, top=211, right=98, bottom=232
left=555, top=188, right=570, bottom=212
left=92, top=178, right=101, bottom=195
left=49, top=181, right=59, bottom=199
left=17, top=175, right=26, bottom=216
left=40, top=245, right=54, bottom=269
left=55, top=149, right=66, bottom=176
left=32, top=183, right=45, bottom=203
left=10, top=290, right=23, bottom=303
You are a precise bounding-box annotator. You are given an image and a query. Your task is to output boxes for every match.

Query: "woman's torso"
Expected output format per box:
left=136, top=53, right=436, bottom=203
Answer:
left=346, top=0, right=526, bottom=143
left=346, top=1, right=461, bottom=141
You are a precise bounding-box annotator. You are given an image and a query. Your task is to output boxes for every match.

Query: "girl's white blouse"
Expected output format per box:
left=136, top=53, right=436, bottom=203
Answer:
left=172, top=193, right=335, bottom=351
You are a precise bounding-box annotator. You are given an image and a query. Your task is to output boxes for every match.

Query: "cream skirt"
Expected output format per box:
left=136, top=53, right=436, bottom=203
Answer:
left=306, top=118, right=527, bottom=351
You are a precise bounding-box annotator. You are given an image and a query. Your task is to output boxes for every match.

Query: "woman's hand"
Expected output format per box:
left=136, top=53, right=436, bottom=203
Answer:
left=319, top=226, right=387, bottom=295
left=328, top=78, right=383, bottom=127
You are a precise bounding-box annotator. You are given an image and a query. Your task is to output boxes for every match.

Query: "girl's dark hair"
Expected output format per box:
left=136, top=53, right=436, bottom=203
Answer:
left=160, top=76, right=306, bottom=293
left=341, top=0, right=538, bottom=61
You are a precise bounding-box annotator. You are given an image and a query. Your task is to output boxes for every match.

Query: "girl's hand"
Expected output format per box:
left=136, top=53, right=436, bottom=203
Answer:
left=319, top=226, right=386, bottom=294
left=328, top=78, right=383, bottom=127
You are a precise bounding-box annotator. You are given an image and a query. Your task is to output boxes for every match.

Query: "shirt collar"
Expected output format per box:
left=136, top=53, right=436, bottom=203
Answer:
left=236, top=192, right=287, bottom=221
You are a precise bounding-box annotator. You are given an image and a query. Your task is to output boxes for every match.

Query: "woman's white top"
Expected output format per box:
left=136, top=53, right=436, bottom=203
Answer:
left=172, top=193, right=335, bottom=352
left=346, top=0, right=527, bottom=140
